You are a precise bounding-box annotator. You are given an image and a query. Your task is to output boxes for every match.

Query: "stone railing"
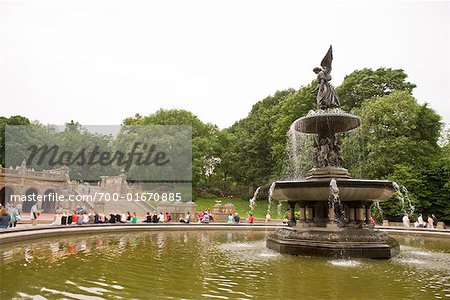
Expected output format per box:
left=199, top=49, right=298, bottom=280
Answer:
left=0, top=167, right=67, bottom=181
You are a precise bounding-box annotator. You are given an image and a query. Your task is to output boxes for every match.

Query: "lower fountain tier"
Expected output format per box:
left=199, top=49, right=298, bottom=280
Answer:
left=267, top=227, right=400, bottom=259
left=272, top=178, right=395, bottom=202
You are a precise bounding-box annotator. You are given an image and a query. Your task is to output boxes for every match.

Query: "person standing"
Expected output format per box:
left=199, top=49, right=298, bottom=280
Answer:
left=427, top=215, right=434, bottom=229
left=30, top=203, right=39, bottom=226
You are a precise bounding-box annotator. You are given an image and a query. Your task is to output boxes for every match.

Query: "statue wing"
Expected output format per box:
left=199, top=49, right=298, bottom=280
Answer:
left=320, top=45, right=333, bottom=75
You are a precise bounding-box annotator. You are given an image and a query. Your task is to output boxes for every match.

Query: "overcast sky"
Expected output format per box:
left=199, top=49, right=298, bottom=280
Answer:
left=1, top=1, right=449, bottom=128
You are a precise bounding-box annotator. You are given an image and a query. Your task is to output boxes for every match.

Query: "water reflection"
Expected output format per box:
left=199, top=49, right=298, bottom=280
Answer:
left=0, top=231, right=449, bottom=299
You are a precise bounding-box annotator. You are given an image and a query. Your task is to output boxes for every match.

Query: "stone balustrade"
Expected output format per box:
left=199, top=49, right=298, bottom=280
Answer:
left=0, top=166, right=67, bottom=181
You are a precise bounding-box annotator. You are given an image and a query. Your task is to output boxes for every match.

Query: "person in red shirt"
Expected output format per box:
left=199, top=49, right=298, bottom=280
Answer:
left=72, top=212, right=78, bottom=224
left=248, top=214, right=255, bottom=224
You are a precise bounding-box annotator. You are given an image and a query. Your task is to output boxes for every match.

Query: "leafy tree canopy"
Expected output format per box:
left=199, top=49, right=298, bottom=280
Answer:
left=337, top=68, right=416, bottom=111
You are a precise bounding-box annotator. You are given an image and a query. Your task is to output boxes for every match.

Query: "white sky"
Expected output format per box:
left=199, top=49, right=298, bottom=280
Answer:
left=1, top=1, right=449, bottom=128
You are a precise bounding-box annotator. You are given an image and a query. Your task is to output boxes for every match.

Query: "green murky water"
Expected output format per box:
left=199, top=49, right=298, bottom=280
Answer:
left=0, top=230, right=449, bottom=299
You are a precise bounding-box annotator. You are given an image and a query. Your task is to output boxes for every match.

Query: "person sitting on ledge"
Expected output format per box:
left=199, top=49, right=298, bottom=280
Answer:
left=152, top=212, right=159, bottom=223
left=402, top=215, right=410, bottom=228
left=179, top=211, right=191, bottom=223
left=427, top=215, right=434, bottom=229
left=164, top=212, right=171, bottom=223
left=93, top=213, right=99, bottom=224
left=418, top=214, right=425, bottom=228
left=120, top=213, right=127, bottom=223
left=0, top=207, right=10, bottom=229
left=7, top=205, right=19, bottom=228
left=143, top=212, right=152, bottom=223
left=200, top=213, right=210, bottom=223
left=51, top=213, right=61, bottom=226
left=61, top=212, right=67, bottom=225
left=76, top=213, right=83, bottom=225
left=248, top=214, right=255, bottom=224
left=83, top=212, right=89, bottom=224
left=233, top=213, right=240, bottom=224
left=72, top=212, right=78, bottom=225
left=109, top=213, right=116, bottom=223
left=227, top=213, right=233, bottom=224
left=132, top=212, right=138, bottom=224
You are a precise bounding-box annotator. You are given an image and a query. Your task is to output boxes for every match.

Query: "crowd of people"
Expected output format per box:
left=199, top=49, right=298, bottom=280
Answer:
left=0, top=204, right=258, bottom=229
left=402, top=213, right=438, bottom=229
left=0, top=204, right=21, bottom=228
left=49, top=211, right=141, bottom=225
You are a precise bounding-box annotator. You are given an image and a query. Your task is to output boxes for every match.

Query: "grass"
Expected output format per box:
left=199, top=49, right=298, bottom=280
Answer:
left=193, top=197, right=289, bottom=219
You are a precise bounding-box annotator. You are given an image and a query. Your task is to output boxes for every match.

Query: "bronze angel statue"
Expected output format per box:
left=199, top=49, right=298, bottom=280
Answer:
left=313, top=46, right=340, bottom=109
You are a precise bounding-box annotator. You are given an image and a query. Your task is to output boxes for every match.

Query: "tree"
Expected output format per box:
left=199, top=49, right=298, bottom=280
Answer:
left=0, top=115, right=31, bottom=165
left=340, top=91, right=443, bottom=220
left=123, top=109, right=220, bottom=188
left=343, top=91, right=441, bottom=180
left=337, top=68, right=416, bottom=111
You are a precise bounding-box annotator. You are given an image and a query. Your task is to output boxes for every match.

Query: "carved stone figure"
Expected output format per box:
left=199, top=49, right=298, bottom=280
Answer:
left=314, top=134, right=343, bottom=168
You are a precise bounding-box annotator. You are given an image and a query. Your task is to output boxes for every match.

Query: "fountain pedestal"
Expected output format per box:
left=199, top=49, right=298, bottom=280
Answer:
left=267, top=227, right=400, bottom=259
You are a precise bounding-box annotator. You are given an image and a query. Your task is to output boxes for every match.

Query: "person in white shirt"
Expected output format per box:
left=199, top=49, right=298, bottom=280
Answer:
left=402, top=215, right=410, bottom=228
left=30, top=203, right=39, bottom=226
left=51, top=213, right=62, bottom=226
left=120, top=213, right=127, bottom=223
left=418, top=214, right=425, bottom=228
left=227, top=214, right=233, bottom=224
left=158, top=213, right=164, bottom=223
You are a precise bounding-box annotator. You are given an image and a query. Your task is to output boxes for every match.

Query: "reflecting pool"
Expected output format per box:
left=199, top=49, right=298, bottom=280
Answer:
left=1, top=230, right=449, bottom=299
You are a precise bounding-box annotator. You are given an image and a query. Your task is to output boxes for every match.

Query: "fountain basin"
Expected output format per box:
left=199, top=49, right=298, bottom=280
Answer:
left=272, top=178, right=395, bottom=203
left=267, top=227, right=400, bottom=258
left=294, top=110, right=361, bottom=134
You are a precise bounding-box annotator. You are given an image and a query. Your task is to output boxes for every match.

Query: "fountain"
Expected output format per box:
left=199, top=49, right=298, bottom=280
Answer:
left=266, top=46, right=400, bottom=258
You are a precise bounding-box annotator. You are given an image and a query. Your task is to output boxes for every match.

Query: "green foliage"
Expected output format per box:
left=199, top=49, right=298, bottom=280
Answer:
left=337, top=68, right=416, bottom=111
left=124, top=109, right=221, bottom=187
left=0, top=115, right=31, bottom=165
left=341, top=90, right=446, bottom=220
left=344, top=91, right=441, bottom=179
left=383, top=164, right=425, bottom=218
left=225, top=85, right=316, bottom=188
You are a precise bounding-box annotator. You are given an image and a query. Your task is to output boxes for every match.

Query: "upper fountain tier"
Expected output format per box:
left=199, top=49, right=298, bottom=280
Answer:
left=294, top=109, right=361, bottom=135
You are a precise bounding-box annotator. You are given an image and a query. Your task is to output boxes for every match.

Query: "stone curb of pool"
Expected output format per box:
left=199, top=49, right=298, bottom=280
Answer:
left=0, top=223, right=286, bottom=244
left=1, top=224, right=450, bottom=245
